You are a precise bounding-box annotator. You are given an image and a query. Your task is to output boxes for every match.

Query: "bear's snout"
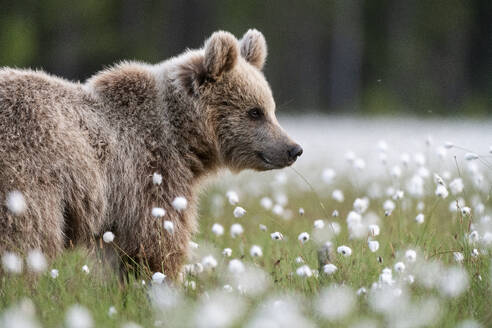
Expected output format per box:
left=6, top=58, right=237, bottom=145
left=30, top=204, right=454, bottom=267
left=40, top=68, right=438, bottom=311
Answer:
left=287, top=144, right=303, bottom=162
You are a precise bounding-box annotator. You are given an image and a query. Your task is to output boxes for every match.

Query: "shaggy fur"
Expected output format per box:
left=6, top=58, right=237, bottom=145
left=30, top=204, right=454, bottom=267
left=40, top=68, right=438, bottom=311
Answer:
left=0, top=29, right=301, bottom=279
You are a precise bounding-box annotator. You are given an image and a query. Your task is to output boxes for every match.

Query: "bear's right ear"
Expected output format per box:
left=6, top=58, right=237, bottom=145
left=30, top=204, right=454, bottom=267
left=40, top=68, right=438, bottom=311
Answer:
left=240, top=29, right=267, bottom=70
left=203, top=31, right=239, bottom=79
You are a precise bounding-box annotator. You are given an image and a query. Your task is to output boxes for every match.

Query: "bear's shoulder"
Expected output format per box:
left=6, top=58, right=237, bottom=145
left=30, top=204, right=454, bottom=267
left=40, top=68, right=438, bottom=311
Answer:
left=85, top=61, right=157, bottom=108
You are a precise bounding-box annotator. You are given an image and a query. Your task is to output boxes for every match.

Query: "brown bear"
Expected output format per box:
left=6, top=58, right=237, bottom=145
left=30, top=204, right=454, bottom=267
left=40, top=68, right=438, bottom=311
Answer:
left=0, top=29, right=302, bottom=279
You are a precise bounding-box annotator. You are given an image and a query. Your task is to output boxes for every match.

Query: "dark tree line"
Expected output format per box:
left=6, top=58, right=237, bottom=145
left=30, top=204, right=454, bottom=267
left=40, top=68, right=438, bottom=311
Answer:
left=0, top=0, right=491, bottom=116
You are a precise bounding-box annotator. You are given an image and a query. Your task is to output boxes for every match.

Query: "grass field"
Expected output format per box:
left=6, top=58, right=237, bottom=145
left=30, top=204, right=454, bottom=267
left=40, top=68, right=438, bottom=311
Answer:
left=1, top=117, right=491, bottom=327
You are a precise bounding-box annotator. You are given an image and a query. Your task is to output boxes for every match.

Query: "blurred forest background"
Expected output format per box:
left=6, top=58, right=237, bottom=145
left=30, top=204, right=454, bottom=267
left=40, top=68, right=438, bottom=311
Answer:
left=0, top=0, right=491, bottom=116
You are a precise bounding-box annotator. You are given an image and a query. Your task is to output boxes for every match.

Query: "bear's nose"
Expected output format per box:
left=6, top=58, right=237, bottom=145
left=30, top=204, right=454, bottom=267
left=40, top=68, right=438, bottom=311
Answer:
left=287, top=144, right=303, bottom=162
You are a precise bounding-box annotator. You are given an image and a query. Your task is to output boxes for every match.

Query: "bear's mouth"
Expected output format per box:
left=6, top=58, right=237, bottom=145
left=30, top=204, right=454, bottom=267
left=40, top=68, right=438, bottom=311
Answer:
left=257, top=152, right=287, bottom=169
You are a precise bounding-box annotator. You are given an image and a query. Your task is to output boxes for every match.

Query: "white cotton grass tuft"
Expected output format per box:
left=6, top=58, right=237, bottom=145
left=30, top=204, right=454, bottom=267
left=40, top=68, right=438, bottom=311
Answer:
left=394, top=262, right=405, bottom=273
left=152, top=172, right=162, bottom=185
left=332, top=189, right=344, bottom=202
left=464, top=152, right=479, bottom=161
left=50, top=269, right=59, bottom=279
left=26, top=249, right=47, bottom=273
left=226, top=190, right=239, bottom=205
left=405, top=249, right=417, bottom=262
left=316, top=285, right=355, bottom=321
left=259, top=224, right=267, bottom=231
left=108, top=306, right=117, bottom=317
left=103, top=231, right=115, bottom=243
left=172, top=197, right=187, bottom=211
left=211, top=223, right=224, bottom=236
left=65, top=304, right=93, bottom=328
left=151, top=207, right=166, bottom=218
left=270, top=231, right=283, bottom=240
left=439, top=266, right=469, bottom=297
left=298, top=232, right=310, bottom=244
left=0, top=298, right=41, bottom=328
left=6, top=190, right=27, bottom=215
left=449, top=178, right=464, bottom=195
left=453, top=252, right=464, bottom=263
left=415, top=213, right=425, bottom=224
left=163, top=220, right=174, bottom=234
left=337, top=245, right=352, bottom=257
left=82, top=265, right=90, bottom=274
left=193, top=290, right=246, bottom=328
left=313, top=219, right=325, bottom=229
left=230, top=223, right=244, bottom=238
left=296, top=265, right=313, bottom=277
left=245, top=295, right=315, bottom=328
left=368, top=240, right=379, bottom=253
left=250, top=245, right=263, bottom=257
left=201, top=255, right=218, bottom=270
left=222, top=248, right=232, bottom=257
left=435, top=185, right=449, bottom=199
left=298, top=207, right=305, bottom=215
left=323, top=263, right=337, bottom=275
left=2, top=251, right=23, bottom=274
left=233, top=206, right=246, bottom=218
left=228, top=259, right=245, bottom=274
left=322, top=168, right=336, bottom=184
left=260, top=197, right=272, bottom=209
left=368, top=224, right=380, bottom=237
left=152, top=272, right=166, bottom=284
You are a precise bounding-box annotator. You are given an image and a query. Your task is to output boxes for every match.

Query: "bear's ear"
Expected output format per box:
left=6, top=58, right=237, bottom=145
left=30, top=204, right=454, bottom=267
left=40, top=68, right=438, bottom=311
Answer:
left=204, top=31, right=239, bottom=79
left=240, top=29, right=267, bottom=70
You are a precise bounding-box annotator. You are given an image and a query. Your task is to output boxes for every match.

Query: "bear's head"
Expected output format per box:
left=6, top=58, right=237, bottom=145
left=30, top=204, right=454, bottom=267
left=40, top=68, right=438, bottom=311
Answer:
left=176, top=29, right=302, bottom=172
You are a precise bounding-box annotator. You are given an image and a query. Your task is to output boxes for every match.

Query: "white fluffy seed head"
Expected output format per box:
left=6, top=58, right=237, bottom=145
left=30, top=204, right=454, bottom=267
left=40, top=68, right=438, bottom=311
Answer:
left=163, top=220, right=174, bottom=234
left=415, top=213, right=425, bottom=224
left=337, top=245, right=352, bottom=257
left=323, top=263, right=337, bottom=275
left=202, top=255, right=218, bottom=270
left=26, top=249, right=47, bottom=273
left=260, top=197, right=272, bottom=209
left=151, top=207, right=166, bottom=218
left=405, top=249, right=417, bottom=262
left=65, top=305, right=93, bottom=328
left=230, top=223, right=244, bottom=238
left=270, top=232, right=283, bottom=240
left=368, top=240, right=379, bottom=253
left=226, top=190, right=239, bottom=205
left=211, top=223, right=224, bottom=236
left=228, top=259, right=245, bottom=274
left=2, top=252, right=23, bottom=274
left=313, top=220, right=325, bottom=229
left=464, top=152, right=479, bottom=161
left=82, top=265, right=90, bottom=274
left=6, top=190, right=27, bottom=215
left=172, top=197, right=187, bottom=211
left=250, top=245, right=263, bottom=257
left=435, top=185, right=449, bottom=199
left=298, top=232, right=310, bottom=243
left=152, top=272, right=166, bottom=284
left=103, top=231, right=115, bottom=243
left=368, top=224, right=380, bottom=237
left=50, top=269, right=59, bottom=279
left=222, top=248, right=232, bottom=257
left=394, top=261, right=405, bottom=273
left=332, top=189, right=344, bottom=202
left=233, top=206, right=246, bottom=218
left=152, top=172, right=163, bottom=185
left=296, top=265, right=313, bottom=277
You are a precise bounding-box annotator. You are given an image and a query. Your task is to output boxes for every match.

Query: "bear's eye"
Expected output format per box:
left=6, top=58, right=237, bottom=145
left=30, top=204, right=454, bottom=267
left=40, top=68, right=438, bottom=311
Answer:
left=248, top=107, right=263, bottom=120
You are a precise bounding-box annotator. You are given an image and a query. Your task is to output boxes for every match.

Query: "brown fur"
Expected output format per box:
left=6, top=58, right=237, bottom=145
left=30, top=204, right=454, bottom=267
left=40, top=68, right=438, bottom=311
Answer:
left=0, top=30, right=300, bottom=279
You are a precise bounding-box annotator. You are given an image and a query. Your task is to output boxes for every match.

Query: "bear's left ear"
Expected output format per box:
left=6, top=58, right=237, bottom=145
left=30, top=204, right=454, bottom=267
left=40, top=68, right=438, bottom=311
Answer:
left=204, top=31, right=239, bottom=79
left=240, top=29, right=267, bottom=70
